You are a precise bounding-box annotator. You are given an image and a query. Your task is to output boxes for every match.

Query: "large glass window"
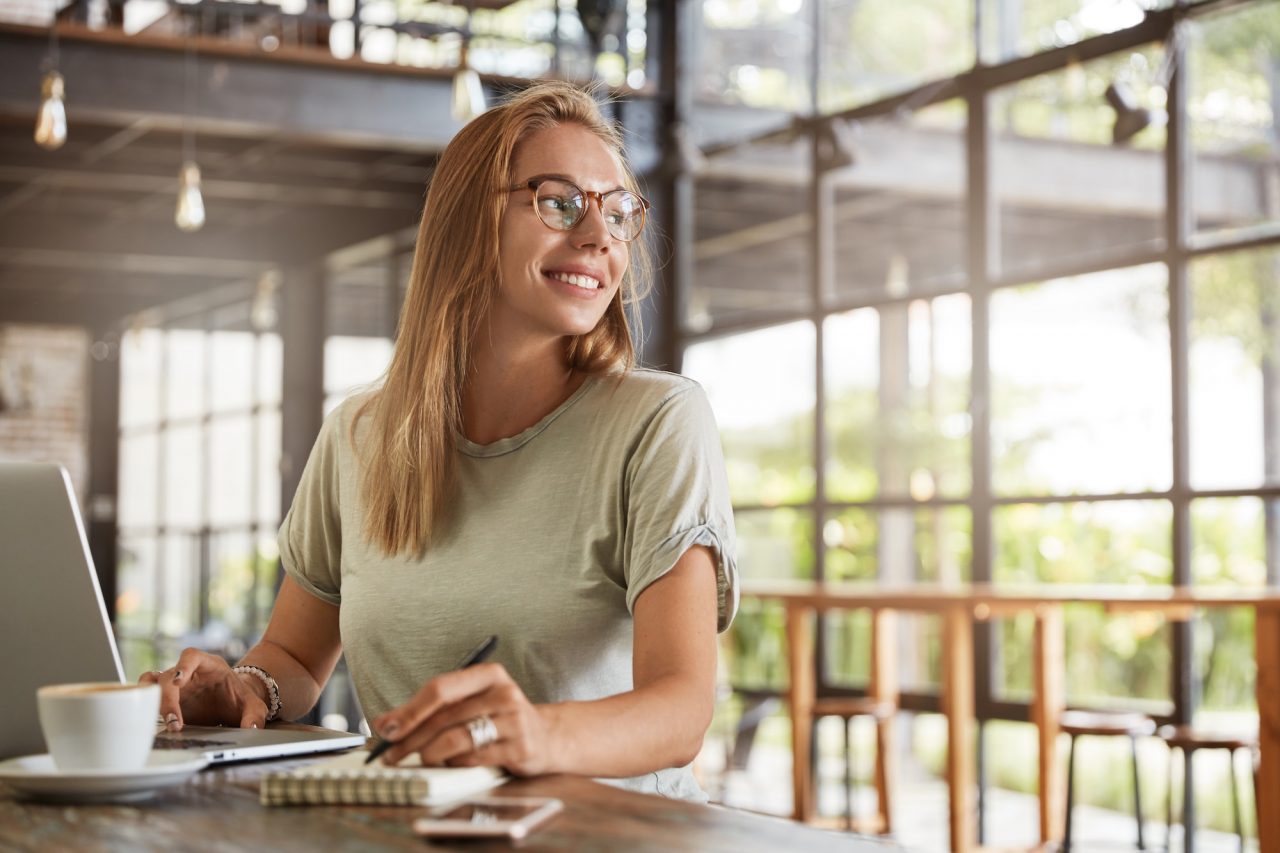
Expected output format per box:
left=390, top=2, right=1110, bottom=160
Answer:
left=691, top=140, right=812, bottom=332
left=1190, top=247, right=1280, bottom=491
left=684, top=321, right=817, bottom=505
left=830, top=101, right=968, bottom=303
left=826, top=295, right=972, bottom=503
left=696, top=0, right=812, bottom=112
left=685, top=0, right=1279, bottom=837
left=116, top=293, right=282, bottom=678
left=1189, top=1, right=1280, bottom=238
left=819, top=0, right=973, bottom=113
left=990, top=264, right=1171, bottom=497
left=979, top=0, right=1171, bottom=64
left=991, top=49, right=1167, bottom=278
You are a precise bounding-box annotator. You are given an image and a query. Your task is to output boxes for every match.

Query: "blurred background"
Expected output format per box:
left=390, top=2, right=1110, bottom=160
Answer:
left=0, top=0, right=1277, bottom=849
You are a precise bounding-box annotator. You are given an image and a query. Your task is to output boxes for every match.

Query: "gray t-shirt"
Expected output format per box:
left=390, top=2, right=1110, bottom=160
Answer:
left=278, top=368, right=739, bottom=801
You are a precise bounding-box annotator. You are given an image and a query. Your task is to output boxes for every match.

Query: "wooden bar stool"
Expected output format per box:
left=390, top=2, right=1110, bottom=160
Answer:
left=1060, top=709, right=1158, bottom=852
left=810, top=609, right=898, bottom=834
left=811, top=696, right=896, bottom=832
left=1158, top=724, right=1258, bottom=853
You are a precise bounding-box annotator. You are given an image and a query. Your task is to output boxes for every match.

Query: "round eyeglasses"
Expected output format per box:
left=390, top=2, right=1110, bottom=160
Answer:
left=509, top=178, right=650, bottom=243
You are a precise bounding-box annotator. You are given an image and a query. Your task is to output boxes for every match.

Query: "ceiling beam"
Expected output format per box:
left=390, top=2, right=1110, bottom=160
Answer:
left=0, top=206, right=419, bottom=276
left=0, top=24, right=469, bottom=151
left=0, top=284, right=213, bottom=327
left=0, top=164, right=422, bottom=210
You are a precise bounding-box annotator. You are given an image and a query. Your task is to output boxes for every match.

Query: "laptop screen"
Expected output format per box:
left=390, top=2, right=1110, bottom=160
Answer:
left=0, top=463, right=124, bottom=759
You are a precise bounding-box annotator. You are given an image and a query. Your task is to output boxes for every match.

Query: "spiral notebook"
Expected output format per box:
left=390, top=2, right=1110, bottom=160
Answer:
left=259, top=749, right=506, bottom=806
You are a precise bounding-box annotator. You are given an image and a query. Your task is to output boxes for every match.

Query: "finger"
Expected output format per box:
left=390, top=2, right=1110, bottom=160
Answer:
left=154, top=668, right=187, bottom=731
left=382, top=691, right=504, bottom=765
left=140, top=670, right=170, bottom=726
left=374, top=663, right=510, bottom=741
left=238, top=704, right=267, bottom=730
left=405, top=718, right=505, bottom=768
left=170, top=647, right=221, bottom=689
left=162, top=648, right=225, bottom=731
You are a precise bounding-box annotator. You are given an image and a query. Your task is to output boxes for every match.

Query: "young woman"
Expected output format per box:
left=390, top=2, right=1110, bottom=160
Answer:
left=144, top=81, right=738, bottom=801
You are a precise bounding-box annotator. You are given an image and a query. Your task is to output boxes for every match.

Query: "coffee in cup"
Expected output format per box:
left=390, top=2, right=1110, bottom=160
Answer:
left=37, top=682, right=160, bottom=772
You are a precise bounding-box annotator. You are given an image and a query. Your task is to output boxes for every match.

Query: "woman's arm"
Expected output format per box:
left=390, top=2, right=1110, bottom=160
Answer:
left=148, top=576, right=344, bottom=730
left=373, top=544, right=720, bottom=776
left=236, top=575, right=345, bottom=721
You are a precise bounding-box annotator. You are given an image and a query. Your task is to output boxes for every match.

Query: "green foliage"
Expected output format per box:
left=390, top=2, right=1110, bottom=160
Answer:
left=1192, top=249, right=1280, bottom=366
left=721, top=417, right=816, bottom=505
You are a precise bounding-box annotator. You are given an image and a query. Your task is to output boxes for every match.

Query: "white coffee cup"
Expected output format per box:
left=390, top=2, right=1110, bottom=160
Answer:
left=37, top=682, right=161, bottom=772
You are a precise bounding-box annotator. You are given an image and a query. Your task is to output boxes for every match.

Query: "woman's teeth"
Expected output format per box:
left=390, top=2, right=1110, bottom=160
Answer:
left=547, top=271, right=600, bottom=290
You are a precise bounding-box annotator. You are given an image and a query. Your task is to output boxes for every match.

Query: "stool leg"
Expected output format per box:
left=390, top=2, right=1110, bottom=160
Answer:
left=1167, top=746, right=1176, bottom=853
left=1131, top=734, right=1146, bottom=851
left=1064, top=734, right=1077, bottom=853
left=1230, top=749, right=1243, bottom=853
left=810, top=717, right=821, bottom=820
left=874, top=712, right=893, bottom=835
left=844, top=716, right=854, bottom=831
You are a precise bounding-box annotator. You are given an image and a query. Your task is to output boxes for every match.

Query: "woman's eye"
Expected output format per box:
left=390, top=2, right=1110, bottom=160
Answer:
left=540, top=196, right=574, bottom=211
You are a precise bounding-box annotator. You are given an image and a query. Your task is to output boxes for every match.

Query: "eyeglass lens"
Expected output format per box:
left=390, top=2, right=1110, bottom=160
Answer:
left=534, top=179, right=645, bottom=242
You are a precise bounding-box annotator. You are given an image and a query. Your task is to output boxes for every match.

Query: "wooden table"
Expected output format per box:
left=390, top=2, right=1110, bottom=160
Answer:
left=0, top=751, right=892, bottom=852
left=743, top=580, right=1280, bottom=853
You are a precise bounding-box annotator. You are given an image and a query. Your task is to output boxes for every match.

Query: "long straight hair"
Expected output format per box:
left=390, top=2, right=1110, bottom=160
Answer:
left=354, top=81, right=651, bottom=557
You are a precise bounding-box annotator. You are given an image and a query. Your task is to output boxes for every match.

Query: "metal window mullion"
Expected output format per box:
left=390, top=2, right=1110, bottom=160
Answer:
left=966, top=74, right=997, bottom=844
left=1166, top=5, right=1194, bottom=713
left=1163, top=15, right=1199, bottom=836
left=811, top=136, right=836, bottom=694
left=248, top=320, right=263, bottom=639
left=198, top=321, right=212, bottom=635
left=154, top=329, right=169, bottom=650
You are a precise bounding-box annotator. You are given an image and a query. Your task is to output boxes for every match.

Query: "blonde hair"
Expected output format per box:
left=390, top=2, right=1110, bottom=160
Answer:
left=354, top=81, right=651, bottom=556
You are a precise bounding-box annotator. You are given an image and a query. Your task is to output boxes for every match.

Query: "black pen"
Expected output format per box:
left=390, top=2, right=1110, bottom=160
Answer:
left=364, top=634, right=499, bottom=765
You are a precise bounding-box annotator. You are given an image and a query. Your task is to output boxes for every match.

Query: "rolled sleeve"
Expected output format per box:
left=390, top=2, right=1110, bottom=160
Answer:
left=622, top=385, right=739, bottom=632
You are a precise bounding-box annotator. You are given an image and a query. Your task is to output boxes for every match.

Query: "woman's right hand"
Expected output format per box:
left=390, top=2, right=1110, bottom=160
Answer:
left=139, top=648, right=270, bottom=732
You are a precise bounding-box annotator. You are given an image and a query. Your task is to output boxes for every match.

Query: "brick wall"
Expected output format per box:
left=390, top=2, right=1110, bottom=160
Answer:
left=0, top=324, right=90, bottom=501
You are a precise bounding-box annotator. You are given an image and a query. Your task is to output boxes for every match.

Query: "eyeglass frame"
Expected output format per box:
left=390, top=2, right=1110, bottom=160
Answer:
left=507, top=177, right=651, bottom=243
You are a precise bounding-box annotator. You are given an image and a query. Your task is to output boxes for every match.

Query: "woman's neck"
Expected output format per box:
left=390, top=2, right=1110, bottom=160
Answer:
left=462, top=332, right=583, bottom=445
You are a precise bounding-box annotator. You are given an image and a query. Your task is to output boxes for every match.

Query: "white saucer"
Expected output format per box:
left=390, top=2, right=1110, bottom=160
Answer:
left=0, top=751, right=208, bottom=803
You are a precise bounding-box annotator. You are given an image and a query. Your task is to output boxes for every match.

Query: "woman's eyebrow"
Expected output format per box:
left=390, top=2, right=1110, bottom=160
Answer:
left=520, top=172, right=627, bottom=193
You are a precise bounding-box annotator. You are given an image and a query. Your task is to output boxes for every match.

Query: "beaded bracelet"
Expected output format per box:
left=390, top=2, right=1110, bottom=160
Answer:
left=232, top=664, right=283, bottom=723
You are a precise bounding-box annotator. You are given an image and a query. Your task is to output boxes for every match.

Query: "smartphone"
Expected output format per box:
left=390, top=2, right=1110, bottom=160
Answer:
left=412, top=797, right=564, bottom=839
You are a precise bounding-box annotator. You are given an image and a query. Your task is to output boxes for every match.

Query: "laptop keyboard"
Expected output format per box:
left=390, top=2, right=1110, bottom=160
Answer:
left=153, top=735, right=237, bottom=750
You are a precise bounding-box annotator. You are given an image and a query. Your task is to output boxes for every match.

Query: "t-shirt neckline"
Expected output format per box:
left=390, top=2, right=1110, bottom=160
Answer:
left=456, top=374, right=599, bottom=458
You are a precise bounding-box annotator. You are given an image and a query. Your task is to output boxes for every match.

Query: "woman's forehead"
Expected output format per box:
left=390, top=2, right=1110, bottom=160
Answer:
left=511, top=124, right=626, bottom=189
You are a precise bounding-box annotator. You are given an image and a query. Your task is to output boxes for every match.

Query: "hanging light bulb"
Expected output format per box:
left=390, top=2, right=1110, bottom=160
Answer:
left=175, top=161, right=206, bottom=232
left=451, top=41, right=486, bottom=122
left=34, top=70, right=67, bottom=150
left=251, top=269, right=280, bottom=331
left=175, top=41, right=206, bottom=232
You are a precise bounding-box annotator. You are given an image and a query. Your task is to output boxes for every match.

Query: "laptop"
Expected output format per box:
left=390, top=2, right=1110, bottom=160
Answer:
left=0, top=462, right=365, bottom=764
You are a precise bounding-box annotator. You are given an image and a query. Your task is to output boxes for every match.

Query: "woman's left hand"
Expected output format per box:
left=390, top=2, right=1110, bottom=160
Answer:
left=370, top=663, right=559, bottom=776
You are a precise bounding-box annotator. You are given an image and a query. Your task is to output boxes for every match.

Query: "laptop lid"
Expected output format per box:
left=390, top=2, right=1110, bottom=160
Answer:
left=0, top=463, right=123, bottom=759
left=0, top=462, right=364, bottom=762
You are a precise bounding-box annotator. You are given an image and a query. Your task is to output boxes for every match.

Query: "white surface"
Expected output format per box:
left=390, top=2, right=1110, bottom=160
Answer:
left=0, top=750, right=207, bottom=803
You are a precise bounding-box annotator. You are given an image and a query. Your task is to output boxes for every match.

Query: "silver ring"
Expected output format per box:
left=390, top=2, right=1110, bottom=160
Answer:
left=465, top=715, right=498, bottom=751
